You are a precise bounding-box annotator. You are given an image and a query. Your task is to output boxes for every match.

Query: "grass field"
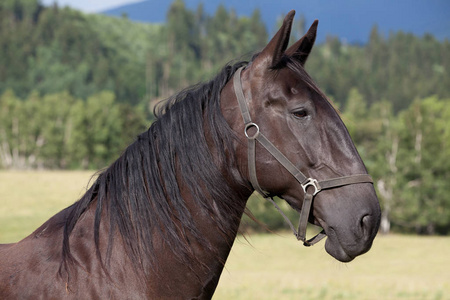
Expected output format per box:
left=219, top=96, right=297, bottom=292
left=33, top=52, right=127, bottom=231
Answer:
left=1, top=171, right=449, bottom=299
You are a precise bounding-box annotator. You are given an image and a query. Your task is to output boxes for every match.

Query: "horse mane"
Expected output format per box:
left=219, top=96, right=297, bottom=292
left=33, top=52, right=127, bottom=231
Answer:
left=60, top=61, right=250, bottom=276
left=58, top=52, right=326, bottom=278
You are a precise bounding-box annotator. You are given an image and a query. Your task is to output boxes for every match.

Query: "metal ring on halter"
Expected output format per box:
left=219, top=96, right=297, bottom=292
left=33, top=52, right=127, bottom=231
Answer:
left=244, top=122, right=260, bottom=140
left=233, top=66, right=374, bottom=247
left=301, top=178, right=321, bottom=196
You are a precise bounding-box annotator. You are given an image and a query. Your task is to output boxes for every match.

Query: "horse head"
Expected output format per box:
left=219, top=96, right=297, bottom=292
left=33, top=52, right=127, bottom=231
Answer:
left=221, top=10, right=381, bottom=262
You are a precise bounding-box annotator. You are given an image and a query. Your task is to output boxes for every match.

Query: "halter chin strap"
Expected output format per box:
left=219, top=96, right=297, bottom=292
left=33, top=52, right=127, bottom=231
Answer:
left=233, top=67, right=374, bottom=246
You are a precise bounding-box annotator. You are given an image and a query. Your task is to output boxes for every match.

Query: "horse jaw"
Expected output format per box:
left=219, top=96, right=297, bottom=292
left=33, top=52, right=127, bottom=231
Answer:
left=313, top=185, right=381, bottom=262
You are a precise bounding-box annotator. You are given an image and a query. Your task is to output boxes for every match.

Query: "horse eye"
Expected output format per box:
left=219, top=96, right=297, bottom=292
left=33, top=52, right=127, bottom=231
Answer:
left=293, top=110, right=308, bottom=119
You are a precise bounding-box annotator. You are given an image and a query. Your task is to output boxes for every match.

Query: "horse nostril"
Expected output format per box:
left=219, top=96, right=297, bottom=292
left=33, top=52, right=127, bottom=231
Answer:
left=360, top=214, right=372, bottom=237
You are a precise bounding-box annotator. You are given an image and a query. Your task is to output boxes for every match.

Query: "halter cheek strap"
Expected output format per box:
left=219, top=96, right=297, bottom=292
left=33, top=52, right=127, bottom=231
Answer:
left=233, top=67, right=373, bottom=246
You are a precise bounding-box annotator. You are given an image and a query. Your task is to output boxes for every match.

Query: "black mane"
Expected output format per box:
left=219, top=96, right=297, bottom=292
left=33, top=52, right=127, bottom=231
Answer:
left=60, top=61, right=249, bottom=275
left=58, top=52, right=325, bottom=278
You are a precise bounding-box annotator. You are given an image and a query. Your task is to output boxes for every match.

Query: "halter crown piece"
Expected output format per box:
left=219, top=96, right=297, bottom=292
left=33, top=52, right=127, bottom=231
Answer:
left=233, top=67, right=374, bottom=246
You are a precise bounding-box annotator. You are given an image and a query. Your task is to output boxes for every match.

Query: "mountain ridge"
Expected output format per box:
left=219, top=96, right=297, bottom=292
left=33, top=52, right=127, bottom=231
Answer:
left=101, top=0, right=450, bottom=44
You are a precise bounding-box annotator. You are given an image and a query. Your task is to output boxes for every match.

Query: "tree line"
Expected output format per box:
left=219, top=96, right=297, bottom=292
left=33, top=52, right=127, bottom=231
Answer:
left=0, top=90, right=147, bottom=169
left=1, top=0, right=449, bottom=234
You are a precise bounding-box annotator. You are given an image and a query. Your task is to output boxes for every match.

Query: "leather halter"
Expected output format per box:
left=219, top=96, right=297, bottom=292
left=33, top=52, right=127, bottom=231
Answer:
left=232, top=67, right=374, bottom=246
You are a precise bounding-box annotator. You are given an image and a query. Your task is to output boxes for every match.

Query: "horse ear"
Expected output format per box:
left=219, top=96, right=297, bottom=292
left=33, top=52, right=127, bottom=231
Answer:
left=254, top=10, right=296, bottom=68
left=285, top=20, right=319, bottom=65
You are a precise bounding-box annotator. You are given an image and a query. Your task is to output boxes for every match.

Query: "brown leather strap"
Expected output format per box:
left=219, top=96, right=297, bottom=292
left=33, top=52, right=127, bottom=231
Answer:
left=234, top=67, right=269, bottom=197
left=247, top=130, right=267, bottom=197
left=255, top=131, right=308, bottom=184
left=232, top=66, right=374, bottom=247
left=233, top=68, right=252, bottom=124
left=297, top=192, right=313, bottom=242
left=319, top=174, right=373, bottom=190
left=298, top=173, right=373, bottom=246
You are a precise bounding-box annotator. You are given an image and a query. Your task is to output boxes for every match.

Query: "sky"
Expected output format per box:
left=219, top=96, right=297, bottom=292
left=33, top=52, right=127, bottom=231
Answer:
left=41, top=0, right=139, bottom=13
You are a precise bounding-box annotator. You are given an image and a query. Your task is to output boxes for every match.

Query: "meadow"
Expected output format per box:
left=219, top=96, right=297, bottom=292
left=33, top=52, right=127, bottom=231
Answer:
left=1, top=171, right=449, bottom=299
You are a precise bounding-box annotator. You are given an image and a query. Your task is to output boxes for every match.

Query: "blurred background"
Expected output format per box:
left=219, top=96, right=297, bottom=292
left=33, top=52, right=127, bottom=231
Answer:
left=0, top=0, right=449, bottom=298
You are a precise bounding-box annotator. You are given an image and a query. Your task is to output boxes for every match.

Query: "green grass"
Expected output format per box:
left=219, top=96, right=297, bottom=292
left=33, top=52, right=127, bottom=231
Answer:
left=1, top=171, right=449, bottom=299
left=0, top=170, right=95, bottom=243
left=214, top=233, right=450, bottom=299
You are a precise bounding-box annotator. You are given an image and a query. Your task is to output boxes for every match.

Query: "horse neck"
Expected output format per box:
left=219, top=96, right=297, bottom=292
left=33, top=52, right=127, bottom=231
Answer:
left=142, top=156, right=252, bottom=297
left=176, top=137, right=252, bottom=254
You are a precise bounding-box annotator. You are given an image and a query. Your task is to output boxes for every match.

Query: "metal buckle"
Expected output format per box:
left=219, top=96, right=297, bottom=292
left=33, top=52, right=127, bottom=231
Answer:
left=301, top=178, right=321, bottom=196
left=244, top=122, right=260, bottom=140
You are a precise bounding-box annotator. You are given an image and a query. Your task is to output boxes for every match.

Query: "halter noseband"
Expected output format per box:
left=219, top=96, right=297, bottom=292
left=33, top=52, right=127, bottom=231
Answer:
left=233, top=67, right=373, bottom=246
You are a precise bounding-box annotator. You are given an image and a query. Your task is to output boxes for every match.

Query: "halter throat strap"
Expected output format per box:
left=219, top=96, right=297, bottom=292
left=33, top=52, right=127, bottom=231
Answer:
left=232, top=66, right=373, bottom=246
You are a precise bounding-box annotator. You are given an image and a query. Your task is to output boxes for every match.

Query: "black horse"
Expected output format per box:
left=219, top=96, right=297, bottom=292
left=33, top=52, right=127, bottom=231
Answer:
left=0, top=11, right=380, bottom=299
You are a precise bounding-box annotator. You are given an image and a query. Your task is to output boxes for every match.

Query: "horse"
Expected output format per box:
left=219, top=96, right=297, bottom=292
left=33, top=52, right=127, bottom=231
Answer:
left=0, top=11, right=380, bottom=299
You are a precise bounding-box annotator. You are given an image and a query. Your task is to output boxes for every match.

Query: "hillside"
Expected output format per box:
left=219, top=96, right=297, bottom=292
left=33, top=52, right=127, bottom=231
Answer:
left=2, top=0, right=450, bottom=234
left=102, top=0, right=450, bottom=44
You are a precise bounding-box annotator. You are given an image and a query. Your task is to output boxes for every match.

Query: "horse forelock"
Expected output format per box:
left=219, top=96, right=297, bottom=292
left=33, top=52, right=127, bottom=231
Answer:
left=61, top=61, right=249, bottom=277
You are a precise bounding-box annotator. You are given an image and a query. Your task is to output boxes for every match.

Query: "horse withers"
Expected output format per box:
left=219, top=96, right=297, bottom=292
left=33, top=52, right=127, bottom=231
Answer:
left=0, top=10, right=380, bottom=299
